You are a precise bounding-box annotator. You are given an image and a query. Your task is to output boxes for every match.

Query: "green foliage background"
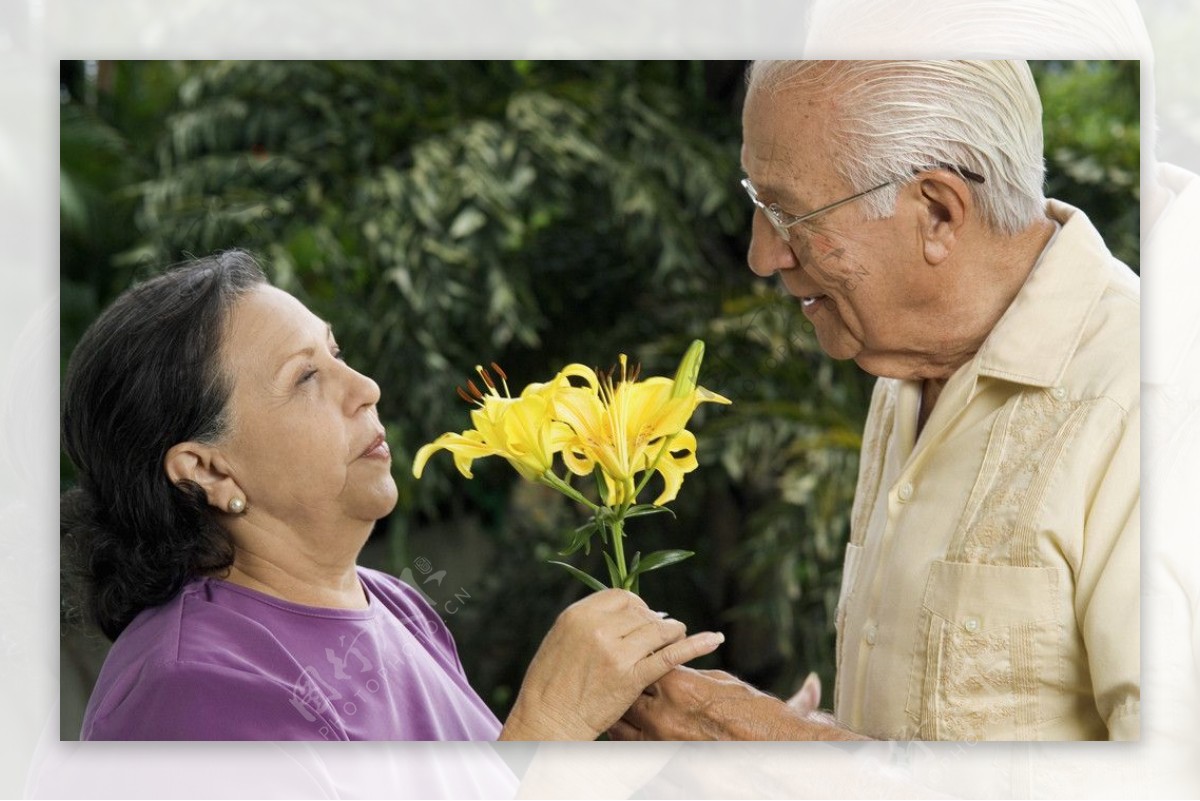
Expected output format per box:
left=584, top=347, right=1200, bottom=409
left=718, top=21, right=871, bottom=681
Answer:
left=60, top=60, right=1139, bottom=726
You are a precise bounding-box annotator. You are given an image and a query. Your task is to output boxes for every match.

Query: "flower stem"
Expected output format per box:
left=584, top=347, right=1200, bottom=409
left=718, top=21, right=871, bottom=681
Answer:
left=540, top=471, right=600, bottom=512
left=611, top=515, right=627, bottom=588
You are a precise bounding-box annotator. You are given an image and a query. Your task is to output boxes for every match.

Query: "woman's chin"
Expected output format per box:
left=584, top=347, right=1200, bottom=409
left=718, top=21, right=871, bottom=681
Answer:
left=357, top=479, right=400, bottom=522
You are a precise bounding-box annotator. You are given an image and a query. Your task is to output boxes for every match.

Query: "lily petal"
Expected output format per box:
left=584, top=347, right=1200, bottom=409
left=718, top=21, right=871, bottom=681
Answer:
left=648, top=429, right=699, bottom=506
left=413, top=430, right=493, bottom=479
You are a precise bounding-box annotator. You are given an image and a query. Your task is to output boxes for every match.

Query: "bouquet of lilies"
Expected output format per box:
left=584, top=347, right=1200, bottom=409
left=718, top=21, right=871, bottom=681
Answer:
left=412, top=340, right=730, bottom=594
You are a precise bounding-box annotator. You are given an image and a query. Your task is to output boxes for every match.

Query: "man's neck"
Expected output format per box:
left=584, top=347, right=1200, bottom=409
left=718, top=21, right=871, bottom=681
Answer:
left=917, top=378, right=944, bottom=438
left=915, top=214, right=1058, bottom=431
left=930, top=215, right=1058, bottom=379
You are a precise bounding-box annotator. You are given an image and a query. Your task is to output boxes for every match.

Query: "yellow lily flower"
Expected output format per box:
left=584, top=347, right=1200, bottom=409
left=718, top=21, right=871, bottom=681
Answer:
left=411, top=341, right=731, bottom=595
left=413, top=364, right=573, bottom=482
left=553, top=352, right=730, bottom=507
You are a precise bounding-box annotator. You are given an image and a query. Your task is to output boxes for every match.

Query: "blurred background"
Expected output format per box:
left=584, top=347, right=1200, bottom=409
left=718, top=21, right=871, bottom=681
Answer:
left=59, top=60, right=1139, bottom=738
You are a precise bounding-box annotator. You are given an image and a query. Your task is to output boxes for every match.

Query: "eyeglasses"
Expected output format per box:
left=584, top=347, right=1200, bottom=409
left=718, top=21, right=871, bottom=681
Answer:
left=740, top=164, right=985, bottom=243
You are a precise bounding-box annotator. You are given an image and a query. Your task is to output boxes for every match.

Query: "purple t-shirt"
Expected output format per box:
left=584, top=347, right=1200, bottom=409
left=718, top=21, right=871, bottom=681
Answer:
left=81, top=568, right=503, bottom=741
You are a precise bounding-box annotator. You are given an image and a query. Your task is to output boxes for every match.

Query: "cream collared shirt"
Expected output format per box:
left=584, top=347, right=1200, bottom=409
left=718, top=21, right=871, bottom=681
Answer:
left=833, top=200, right=1140, bottom=741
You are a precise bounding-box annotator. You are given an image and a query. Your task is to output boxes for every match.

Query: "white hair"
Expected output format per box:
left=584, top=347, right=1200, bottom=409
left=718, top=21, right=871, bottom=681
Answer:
left=747, top=60, right=1047, bottom=235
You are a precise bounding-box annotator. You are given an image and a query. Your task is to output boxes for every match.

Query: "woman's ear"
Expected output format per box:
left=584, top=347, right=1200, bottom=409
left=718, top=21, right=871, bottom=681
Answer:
left=164, top=443, right=244, bottom=514
left=915, top=171, right=972, bottom=266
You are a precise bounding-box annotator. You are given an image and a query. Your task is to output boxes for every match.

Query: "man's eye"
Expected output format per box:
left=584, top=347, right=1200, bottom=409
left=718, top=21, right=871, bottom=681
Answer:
left=298, top=368, right=317, bottom=385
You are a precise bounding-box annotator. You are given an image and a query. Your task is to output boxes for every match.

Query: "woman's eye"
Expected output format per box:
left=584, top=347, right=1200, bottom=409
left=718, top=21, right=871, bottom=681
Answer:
left=297, top=347, right=342, bottom=386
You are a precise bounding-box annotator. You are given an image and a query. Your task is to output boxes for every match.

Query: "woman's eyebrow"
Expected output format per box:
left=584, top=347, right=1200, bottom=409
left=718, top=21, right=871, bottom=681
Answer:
left=274, top=321, right=334, bottom=377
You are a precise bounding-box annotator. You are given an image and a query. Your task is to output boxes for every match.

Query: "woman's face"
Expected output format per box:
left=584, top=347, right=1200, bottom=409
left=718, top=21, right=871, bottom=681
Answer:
left=216, top=285, right=398, bottom=534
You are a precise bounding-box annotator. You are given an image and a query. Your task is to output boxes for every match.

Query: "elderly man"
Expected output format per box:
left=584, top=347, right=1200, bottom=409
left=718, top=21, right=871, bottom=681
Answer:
left=613, top=60, right=1139, bottom=741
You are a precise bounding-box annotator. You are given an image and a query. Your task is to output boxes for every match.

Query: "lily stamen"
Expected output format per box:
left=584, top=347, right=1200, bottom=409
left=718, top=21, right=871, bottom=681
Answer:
left=491, top=362, right=511, bottom=396
left=476, top=364, right=496, bottom=392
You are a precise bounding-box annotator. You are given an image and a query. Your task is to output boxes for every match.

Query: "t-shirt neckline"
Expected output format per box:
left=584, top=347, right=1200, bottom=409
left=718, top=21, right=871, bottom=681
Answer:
left=198, top=569, right=378, bottom=621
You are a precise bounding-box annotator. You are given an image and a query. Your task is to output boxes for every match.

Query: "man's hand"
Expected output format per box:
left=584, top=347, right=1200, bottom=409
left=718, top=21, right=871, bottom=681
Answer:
left=499, top=589, right=724, bottom=741
left=787, top=671, right=822, bottom=714
left=608, top=667, right=868, bottom=741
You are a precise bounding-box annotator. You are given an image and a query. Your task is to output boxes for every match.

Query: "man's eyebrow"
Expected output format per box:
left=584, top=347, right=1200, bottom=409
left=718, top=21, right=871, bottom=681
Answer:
left=746, top=174, right=805, bottom=212
left=275, top=321, right=334, bottom=377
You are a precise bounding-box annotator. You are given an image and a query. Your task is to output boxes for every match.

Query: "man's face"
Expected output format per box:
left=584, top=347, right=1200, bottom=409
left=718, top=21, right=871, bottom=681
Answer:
left=740, top=84, right=950, bottom=379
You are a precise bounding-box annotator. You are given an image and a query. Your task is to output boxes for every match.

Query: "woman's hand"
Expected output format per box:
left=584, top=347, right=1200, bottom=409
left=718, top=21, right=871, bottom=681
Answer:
left=498, top=589, right=724, bottom=741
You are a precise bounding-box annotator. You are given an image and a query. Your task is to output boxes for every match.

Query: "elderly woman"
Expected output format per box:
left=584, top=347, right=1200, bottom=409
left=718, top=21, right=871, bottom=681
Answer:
left=62, top=250, right=722, bottom=741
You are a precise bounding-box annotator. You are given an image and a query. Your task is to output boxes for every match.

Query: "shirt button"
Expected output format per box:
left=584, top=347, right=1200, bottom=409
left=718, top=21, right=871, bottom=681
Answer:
left=897, top=482, right=914, bottom=502
left=963, top=616, right=980, bottom=633
left=1051, top=387, right=1067, bottom=401
left=865, top=625, right=878, bottom=646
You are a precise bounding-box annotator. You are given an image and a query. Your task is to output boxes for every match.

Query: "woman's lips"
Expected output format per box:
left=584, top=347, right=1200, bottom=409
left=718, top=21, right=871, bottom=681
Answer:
left=360, top=434, right=391, bottom=460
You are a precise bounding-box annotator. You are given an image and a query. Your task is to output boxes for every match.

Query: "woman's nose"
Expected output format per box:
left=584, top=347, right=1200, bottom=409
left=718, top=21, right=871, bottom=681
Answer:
left=346, top=365, right=382, bottom=413
left=747, top=213, right=798, bottom=278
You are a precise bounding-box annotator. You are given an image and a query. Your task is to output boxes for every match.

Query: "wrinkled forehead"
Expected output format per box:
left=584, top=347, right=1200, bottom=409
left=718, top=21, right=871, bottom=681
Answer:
left=741, top=83, right=844, bottom=200
left=221, top=285, right=326, bottom=380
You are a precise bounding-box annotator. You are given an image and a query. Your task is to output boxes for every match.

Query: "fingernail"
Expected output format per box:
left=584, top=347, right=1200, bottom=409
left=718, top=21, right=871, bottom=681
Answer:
left=706, top=632, right=725, bottom=646
left=654, top=610, right=669, bottom=618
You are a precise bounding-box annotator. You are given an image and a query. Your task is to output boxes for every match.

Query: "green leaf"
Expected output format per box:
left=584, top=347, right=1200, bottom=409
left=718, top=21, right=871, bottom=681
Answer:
left=623, top=504, right=676, bottom=520
left=629, top=549, right=694, bottom=576
left=603, top=551, right=622, bottom=588
left=548, top=560, right=606, bottom=592
left=623, top=551, right=642, bottom=590
left=558, top=521, right=599, bottom=556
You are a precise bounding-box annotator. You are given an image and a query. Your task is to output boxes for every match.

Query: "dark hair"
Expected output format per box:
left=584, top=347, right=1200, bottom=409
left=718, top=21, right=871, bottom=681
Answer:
left=61, top=250, right=267, bottom=641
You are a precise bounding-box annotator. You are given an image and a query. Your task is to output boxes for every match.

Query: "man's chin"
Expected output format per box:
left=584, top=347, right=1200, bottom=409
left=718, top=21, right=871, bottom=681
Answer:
left=813, top=328, right=860, bottom=362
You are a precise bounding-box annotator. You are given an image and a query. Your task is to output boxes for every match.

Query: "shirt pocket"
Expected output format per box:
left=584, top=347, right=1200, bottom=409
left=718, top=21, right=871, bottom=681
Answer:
left=834, top=542, right=865, bottom=676
left=903, top=560, right=1065, bottom=740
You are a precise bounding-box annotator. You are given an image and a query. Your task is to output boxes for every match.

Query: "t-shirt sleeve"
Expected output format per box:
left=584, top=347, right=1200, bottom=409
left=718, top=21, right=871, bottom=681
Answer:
left=82, top=659, right=346, bottom=741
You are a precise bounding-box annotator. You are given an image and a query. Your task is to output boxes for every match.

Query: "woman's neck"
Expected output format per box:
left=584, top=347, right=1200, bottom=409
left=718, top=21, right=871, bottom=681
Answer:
left=223, top=559, right=368, bottom=609
left=219, top=523, right=370, bottom=609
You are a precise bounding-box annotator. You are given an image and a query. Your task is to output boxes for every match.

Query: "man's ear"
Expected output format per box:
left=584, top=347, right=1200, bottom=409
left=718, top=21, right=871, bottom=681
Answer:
left=915, top=170, right=972, bottom=266
left=165, top=442, right=243, bottom=513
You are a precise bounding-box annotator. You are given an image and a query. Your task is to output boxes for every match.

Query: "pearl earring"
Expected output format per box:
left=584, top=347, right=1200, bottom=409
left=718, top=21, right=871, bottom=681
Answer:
left=228, top=497, right=246, bottom=514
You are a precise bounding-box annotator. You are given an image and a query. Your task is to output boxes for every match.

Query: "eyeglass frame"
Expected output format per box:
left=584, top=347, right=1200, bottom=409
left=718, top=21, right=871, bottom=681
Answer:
left=741, top=163, right=985, bottom=242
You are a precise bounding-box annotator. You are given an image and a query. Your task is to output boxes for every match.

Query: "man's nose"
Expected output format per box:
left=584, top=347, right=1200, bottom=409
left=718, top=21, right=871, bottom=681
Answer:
left=747, top=212, right=798, bottom=278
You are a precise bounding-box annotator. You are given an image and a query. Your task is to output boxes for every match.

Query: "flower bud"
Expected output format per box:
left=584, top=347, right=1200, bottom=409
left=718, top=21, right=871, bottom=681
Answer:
left=671, top=339, right=705, bottom=399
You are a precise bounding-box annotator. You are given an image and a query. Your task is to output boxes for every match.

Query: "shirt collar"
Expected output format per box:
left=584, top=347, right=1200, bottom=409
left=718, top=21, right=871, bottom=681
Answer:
left=974, top=199, right=1118, bottom=388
